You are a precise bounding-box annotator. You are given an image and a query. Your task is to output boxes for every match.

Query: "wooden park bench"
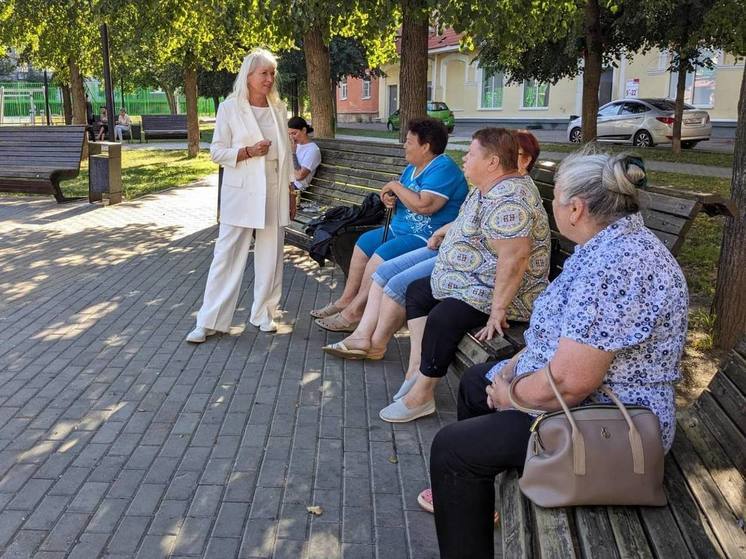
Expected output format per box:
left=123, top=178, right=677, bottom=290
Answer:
left=493, top=338, right=746, bottom=558
left=141, top=114, right=188, bottom=141
left=285, top=138, right=406, bottom=274
left=0, top=125, right=86, bottom=203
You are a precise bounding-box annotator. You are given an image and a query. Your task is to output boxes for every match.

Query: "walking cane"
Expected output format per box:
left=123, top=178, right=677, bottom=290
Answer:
left=381, top=195, right=395, bottom=243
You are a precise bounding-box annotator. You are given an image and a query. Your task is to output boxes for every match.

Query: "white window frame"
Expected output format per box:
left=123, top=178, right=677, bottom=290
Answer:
left=361, top=78, right=371, bottom=100
left=340, top=78, right=348, bottom=100
left=521, top=79, right=550, bottom=110
left=668, top=50, right=719, bottom=109
left=478, top=69, right=503, bottom=110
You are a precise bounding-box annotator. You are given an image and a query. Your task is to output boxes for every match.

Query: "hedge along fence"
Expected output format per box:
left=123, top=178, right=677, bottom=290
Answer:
left=0, top=81, right=217, bottom=123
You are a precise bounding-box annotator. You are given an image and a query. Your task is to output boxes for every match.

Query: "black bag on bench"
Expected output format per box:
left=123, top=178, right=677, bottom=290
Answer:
left=305, top=192, right=386, bottom=267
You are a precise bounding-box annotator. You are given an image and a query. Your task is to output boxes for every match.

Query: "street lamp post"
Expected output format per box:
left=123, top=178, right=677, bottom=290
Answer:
left=99, top=22, right=115, bottom=141
left=43, top=69, right=51, bottom=125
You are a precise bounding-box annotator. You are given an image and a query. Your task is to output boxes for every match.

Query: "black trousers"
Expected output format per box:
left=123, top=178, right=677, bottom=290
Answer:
left=430, top=362, right=533, bottom=559
left=405, top=277, right=489, bottom=379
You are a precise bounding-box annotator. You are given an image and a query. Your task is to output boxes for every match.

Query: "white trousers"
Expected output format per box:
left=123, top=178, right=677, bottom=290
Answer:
left=196, top=162, right=284, bottom=331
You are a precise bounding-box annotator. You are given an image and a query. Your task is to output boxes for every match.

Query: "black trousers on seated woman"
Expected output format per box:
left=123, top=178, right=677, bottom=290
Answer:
left=431, top=362, right=533, bottom=559
left=405, top=276, right=489, bottom=379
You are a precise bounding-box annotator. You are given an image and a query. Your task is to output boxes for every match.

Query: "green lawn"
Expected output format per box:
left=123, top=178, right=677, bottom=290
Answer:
left=532, top=142, right=733, bottom=168
left=60, top=149, right=216, bottom=200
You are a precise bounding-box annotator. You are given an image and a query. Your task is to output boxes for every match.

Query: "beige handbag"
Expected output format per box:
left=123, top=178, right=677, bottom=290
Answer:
left=507, top=364, right=667, bottom=507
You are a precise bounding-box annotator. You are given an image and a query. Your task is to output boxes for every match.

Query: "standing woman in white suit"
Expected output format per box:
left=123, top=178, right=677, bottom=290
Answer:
left=187, top=48, right=295, bottom=343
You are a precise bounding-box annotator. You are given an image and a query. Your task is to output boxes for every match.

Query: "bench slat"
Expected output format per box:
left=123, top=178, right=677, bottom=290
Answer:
left=676, top=409, right=746, bottom=519
left=722, top=351, right=746, bottom=398
left=707, top=371, right=746, bottom=436
left=316, top=165, right=397, bottom=187
left=499, top=471, right=534, bottom=557
left=606, top=507, right=655, bottom=559
left=691, top=391, right=746, bottom=474
left=670, top=431, right=746, bottom=558
left=532, top=505, right=578, bottom=558
left=638, top=507, right=697, bottom=559
left=575, top=507, right=623, bottom=559
left=643, top=454, right=722, bottom=558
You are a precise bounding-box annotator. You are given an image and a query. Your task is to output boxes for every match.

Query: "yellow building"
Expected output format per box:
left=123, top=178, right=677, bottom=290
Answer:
left=376, top=36, right=742, bottom=133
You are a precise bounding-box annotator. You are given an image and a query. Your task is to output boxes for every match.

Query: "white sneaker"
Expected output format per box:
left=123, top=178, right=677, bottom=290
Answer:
left=252, top=320, right=277, bottom=333
left=186, top=326, right=216, bottom=343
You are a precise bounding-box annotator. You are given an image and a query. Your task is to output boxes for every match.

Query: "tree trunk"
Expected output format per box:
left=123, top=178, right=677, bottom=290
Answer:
left=61, top=84, right=73, bottom=125
left=399, top=0, right=429, bottom=143
left=184, top=65, right=200, bottom=158
left=303, top=26, right=335, bottom=138
left=164, top=88, right=178, bottom=114
left=672, top=51, right=688, bottom=155
left=68, top=58, right=88, bottom=159
left=69, top=59, right=87, bottom=125
left=581, top=0, right=603, bottom=143
left=713, top=65, right=746, bottom=350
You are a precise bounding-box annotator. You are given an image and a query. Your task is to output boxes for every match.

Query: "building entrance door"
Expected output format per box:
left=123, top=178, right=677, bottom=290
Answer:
left=388, top=85, right=398, bottom=116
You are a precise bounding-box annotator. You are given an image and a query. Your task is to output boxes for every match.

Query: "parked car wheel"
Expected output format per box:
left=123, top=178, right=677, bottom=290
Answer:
left=681, top=140, right=699, bottom=149
left=633, top=130, right=654, bottom=147
left=569, top=127, right=583, bottom=143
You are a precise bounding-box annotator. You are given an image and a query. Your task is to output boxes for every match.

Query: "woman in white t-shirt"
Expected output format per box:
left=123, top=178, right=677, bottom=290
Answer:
left=287, top=116, right=321, bottom=193
left=186, top=48, right=294, bottom=343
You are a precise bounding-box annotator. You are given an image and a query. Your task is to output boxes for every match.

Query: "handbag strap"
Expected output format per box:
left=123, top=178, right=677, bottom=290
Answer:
left=507, top=365, right=587, bottom=475
left=598, top=386, right=646, bottom=474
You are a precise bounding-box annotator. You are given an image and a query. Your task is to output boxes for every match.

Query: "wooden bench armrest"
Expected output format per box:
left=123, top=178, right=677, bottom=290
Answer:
left=647, top=185, right=736, bottom=217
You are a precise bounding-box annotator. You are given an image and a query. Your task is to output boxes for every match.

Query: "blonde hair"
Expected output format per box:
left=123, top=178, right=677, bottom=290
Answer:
left=230, top=48, right=281, bottom=107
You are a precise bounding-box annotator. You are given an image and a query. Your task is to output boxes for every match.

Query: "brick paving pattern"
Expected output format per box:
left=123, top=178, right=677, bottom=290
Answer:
left=0, top=179, right=500, bottom=558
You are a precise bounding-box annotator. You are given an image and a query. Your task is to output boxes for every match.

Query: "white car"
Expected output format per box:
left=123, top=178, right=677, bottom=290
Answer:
left=567, top=98, right=712, bottom=148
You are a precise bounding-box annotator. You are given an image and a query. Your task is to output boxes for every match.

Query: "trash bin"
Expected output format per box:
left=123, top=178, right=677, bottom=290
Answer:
left=88, top=141, right=122, bottom=205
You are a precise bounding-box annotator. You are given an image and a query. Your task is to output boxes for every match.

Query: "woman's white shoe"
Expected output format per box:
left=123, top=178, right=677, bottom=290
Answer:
left=186, top=327, right=216, bottom=343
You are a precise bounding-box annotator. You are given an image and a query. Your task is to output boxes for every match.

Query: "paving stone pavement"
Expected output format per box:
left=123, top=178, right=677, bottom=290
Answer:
left=0, top=180, right=499, bottom=558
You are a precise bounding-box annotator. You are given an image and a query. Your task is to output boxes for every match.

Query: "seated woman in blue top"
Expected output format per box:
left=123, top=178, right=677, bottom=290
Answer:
left=427, top=152, right=689, bottom=558
left=312, top=117, right=468, bottom=333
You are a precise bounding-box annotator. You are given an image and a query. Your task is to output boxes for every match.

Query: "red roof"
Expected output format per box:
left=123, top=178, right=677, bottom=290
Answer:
left=428, top=28, right=462, bottom=50
left=394, top=27, right=463, bottom=55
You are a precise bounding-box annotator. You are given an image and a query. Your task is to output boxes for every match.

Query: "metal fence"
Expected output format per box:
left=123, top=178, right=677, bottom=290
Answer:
left=0, top=81, right=217, bottom=125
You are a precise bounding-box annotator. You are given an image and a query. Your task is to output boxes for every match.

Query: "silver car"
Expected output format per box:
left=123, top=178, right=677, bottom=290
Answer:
left=567, top=98, right=712, bottom=148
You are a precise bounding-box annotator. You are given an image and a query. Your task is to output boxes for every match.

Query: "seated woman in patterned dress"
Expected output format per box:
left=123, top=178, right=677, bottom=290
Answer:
left=427, top=152, right=689, bottom=559
left=378, top=128, right=551, bottom=423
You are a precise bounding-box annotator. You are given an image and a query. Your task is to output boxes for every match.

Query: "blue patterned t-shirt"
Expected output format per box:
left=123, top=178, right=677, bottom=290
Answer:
left=390, top=154, right=468, bottom=240
left=486, top=213, right=688, bottom=452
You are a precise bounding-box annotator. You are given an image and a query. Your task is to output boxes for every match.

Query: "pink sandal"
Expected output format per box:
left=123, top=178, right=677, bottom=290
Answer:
left=417, top=488, right=434, bottom=513
left=417, top=488, right=500, bottom=524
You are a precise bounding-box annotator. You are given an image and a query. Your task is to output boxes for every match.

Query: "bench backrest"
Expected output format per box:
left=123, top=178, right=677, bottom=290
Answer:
left=141, top=114, right=187, bottom=131
left=0, top=125, right=85, bottom=172
left=307, top=139, right=407, bottom=209
left=531, top=161, right=731, bottom=278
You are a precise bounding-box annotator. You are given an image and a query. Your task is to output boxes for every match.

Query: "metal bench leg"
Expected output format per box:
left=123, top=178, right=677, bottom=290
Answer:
left=53, top=182, right=84, bottom=204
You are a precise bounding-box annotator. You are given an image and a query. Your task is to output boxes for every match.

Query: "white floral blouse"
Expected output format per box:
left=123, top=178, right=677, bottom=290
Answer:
left=486, top=213, right=688, bottom=451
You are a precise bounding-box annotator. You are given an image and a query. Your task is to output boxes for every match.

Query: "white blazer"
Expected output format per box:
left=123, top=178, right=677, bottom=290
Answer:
left=211, top=97, right=294, bottom=228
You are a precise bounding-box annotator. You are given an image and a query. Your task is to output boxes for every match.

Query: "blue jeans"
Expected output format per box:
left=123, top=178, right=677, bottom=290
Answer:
left=371, top=246, right=437, bottom=306
left=355, top=227, right=427, bottom=260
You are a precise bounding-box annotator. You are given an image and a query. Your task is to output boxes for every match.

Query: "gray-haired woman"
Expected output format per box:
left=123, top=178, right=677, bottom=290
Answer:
left=187, top=48, right=295, bottom=342
left=427, top=151, right=688, bottom=558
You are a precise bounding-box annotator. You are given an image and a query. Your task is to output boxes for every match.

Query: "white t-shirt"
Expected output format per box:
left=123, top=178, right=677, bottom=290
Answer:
left=293, top=141, right=322, bottom=190
left=251, top=106, right=279, bottom=160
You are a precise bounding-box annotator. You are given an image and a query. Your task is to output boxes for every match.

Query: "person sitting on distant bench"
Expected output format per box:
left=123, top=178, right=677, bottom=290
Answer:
left=114, top=108, right=132, bottom=142
left=96, top=107, right=108, bottom=141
